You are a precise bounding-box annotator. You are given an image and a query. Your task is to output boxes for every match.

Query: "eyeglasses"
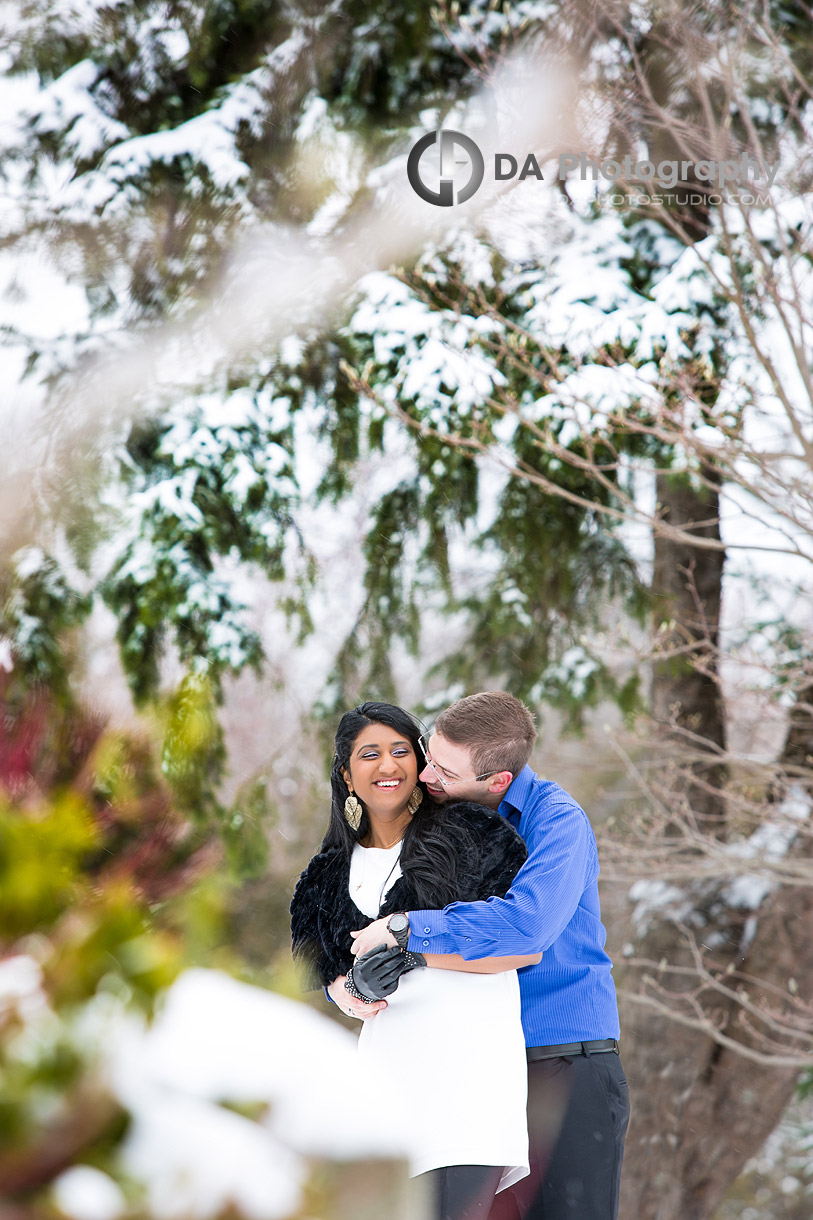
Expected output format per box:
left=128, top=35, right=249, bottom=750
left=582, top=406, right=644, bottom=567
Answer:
left=418, top=734, right=495, bottom=787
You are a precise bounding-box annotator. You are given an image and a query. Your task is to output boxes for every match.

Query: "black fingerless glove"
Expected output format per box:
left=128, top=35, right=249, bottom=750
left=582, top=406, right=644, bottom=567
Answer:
left=345, top=944, right=408, bottom=1002
left=345, top=944, right=428, bottom=1002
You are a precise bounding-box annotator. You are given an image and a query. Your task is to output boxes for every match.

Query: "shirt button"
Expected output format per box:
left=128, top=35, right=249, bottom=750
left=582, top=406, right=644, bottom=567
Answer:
left=423, top=927, right=431, bottom=934
left=422, top=940, right=429, bottom=948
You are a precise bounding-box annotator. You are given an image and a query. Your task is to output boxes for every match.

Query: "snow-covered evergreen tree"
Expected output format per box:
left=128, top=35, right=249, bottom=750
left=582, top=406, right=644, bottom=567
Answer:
left=1, top=3, right=812, bottom=1216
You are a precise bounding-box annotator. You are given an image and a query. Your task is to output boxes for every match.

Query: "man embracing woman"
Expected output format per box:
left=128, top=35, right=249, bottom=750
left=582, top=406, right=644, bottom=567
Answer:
left=291, top=693, right=628, bottom=1220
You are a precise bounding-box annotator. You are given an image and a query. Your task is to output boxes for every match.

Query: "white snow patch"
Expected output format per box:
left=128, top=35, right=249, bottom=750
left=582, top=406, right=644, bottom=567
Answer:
left=34, top=60, right=130, bottom=161
left=51, top=1167, right=126, bottom=1220
left=0, top=955, right=49, bottom=1023
left=120, top=1090, right=302, bottom=1220
left=629, top=879, right=695, bottom=931
left=110, top=968, right=417, bottom=1171
left=722, top=785, right=813, bottom=910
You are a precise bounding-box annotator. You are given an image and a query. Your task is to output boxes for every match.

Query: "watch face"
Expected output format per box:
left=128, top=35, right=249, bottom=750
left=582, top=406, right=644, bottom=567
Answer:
left=389, top=914, right=408, bottom=933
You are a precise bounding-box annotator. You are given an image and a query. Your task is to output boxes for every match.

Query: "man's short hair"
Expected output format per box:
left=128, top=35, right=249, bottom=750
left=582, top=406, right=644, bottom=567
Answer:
left=434, top=691, right=537, bottom=779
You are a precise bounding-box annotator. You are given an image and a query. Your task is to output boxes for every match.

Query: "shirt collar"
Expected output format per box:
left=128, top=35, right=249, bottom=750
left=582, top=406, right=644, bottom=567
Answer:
left=499, top=764, right=535, bottom=820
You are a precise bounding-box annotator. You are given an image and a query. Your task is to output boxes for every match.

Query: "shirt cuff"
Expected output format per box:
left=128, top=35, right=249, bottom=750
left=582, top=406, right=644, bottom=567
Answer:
left=407, top=910, right=454, bottom=955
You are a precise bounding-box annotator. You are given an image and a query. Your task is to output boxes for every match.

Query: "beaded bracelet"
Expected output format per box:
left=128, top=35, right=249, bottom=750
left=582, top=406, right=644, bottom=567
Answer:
left=344, top=966, right=378, bottom=1004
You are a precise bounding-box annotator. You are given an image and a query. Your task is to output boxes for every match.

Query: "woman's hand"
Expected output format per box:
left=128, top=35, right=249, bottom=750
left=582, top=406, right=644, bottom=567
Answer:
left=326, top=974, right=388, bottom=1020
left=348, top=944, right=417, bottom=1001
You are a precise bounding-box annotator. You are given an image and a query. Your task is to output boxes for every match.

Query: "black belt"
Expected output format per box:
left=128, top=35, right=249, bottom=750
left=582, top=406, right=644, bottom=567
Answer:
left=527, top=1038, right=619, bottom=1062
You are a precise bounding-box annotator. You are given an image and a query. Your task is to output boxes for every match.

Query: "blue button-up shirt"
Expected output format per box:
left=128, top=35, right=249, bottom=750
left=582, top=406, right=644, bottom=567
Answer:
left=407, top=766, right=620, bottom=1047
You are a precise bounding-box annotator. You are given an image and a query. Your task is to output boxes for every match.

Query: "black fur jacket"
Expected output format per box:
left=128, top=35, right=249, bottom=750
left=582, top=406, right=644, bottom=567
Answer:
left=290, top=800, right=527, bottom=989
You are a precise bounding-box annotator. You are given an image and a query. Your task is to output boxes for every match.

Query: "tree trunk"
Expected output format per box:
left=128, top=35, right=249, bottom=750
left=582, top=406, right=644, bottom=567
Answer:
left=651, top=470, right=727, bottom=832
left=618, top=692, right=813, bottom=1218
left=617, top=458, right=813, bottom=1220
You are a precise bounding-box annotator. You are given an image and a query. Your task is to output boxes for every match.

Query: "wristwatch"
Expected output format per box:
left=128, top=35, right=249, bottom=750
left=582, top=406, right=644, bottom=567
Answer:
left=387, top=912, right=410, bottom=949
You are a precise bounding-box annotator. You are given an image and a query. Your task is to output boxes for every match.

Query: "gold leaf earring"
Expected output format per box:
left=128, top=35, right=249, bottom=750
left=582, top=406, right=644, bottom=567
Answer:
left=344, top=787, right=362, bottom=831
left=407, top=787, right=422, bottom=815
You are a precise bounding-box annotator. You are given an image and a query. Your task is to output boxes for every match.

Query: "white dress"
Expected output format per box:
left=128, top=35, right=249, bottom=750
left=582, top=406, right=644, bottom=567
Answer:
left=349, top=842, right=529, bottom=1190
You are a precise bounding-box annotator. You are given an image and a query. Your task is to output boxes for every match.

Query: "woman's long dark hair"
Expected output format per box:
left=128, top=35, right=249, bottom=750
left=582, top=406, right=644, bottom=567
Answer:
left=322, top=701, right=467, bottom=909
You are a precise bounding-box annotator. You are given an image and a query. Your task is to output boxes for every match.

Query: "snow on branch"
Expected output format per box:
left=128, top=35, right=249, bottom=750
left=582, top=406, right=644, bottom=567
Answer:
left=4, top=962, right=418, bottom=1218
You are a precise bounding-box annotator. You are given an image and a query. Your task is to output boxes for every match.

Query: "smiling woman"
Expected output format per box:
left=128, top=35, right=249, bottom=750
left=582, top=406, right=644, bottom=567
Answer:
left=342, top=723, right=422, bottom=845
left=290, top=701, right=536, bottom=1220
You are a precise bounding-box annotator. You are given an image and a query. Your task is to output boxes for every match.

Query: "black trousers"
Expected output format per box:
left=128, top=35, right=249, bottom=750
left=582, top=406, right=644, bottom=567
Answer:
left=419, top=1165, right=505, bottom=1220
left=488, top=1051, right=629, bottom=1220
